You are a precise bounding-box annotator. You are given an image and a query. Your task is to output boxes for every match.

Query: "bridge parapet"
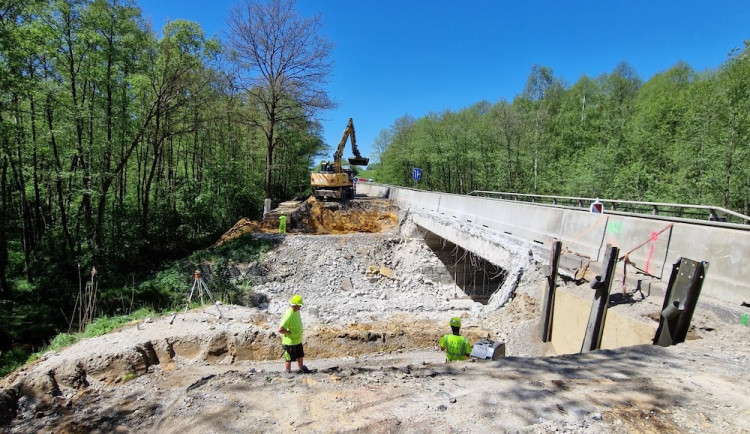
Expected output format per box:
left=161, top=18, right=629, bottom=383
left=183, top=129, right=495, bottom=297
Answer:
left=359, top=183, right=749, bottom=306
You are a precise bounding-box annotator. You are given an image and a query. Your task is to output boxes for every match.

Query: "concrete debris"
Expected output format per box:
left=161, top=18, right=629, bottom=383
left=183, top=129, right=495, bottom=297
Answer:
left=1, top=197, right=747, bottom=433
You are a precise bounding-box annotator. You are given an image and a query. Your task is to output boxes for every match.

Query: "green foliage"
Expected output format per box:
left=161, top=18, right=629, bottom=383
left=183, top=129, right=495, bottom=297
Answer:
left=0, top=349, right=28, bottom=378
left=209, top=234, right=274, bottom=263
left=377, top=53, right=750, bottom=215
left=0, top=307, right=161, bottom=377
left=135, top=263, right=189, bottom=310
left=0, top=0, right=318, bottom=355
left=48, top=333, right=80, bottom=350
left=120, top=372, right=139, bottom=383
left=82, top=307, right=158, bottom=339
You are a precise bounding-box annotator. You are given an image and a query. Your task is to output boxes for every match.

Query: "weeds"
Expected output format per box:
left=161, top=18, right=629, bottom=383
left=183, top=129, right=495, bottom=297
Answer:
left=3, top=307, right=161, bottom=378
left=0, top=349, right=29, bottom=378
left=1, top=234, right=275, bottom=378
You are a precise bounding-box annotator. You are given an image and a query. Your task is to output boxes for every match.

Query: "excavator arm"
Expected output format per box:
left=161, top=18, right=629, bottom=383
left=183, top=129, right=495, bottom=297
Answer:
left=333, top=118, right=369, bottom=172
left=311, top=118, right=368, bottom=201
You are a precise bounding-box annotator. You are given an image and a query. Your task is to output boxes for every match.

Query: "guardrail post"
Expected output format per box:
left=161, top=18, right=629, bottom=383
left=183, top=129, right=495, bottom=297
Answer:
left=581, top=243, right=619, bottom=353
left=654, top=258, right=709, bottom=346
left=539, top=240, right=562, bottom=342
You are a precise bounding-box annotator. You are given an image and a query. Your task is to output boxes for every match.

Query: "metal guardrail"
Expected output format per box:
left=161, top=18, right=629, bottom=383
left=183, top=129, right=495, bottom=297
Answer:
left=468, top=190, right=750, bottom=226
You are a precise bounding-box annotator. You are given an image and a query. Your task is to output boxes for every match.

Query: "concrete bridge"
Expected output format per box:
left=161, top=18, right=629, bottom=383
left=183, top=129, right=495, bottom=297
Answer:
left=357, top=183, right=749, bottom=308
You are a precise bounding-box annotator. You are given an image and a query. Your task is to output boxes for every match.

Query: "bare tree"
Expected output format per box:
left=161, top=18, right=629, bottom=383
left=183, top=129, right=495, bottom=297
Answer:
left=227, top=0, right=334, bottom=199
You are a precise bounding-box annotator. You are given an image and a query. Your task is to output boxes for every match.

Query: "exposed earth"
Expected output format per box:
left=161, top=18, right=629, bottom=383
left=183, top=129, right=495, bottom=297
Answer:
left=1, top=197, right=749, bottom=433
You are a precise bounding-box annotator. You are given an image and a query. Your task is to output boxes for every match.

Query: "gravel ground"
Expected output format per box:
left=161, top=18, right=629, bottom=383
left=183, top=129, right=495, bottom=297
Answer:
left=1, top=200, right=748, bottom=433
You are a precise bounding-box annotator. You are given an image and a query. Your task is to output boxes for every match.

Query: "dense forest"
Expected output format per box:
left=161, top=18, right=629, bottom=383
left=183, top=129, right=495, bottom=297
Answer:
left=1, top=0, right=749, bottom=365
left=375, top=51, right=750, bottom=215
left=0, top=0, right=328, bottom=353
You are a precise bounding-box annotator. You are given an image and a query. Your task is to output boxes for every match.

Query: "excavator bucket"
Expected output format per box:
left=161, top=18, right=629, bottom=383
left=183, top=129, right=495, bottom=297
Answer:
left=348, top=157, right=369, bottom=166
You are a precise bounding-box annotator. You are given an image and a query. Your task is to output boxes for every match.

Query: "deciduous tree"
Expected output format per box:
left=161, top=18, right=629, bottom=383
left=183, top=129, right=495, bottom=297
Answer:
left=227, top=0, right=334, bottom=200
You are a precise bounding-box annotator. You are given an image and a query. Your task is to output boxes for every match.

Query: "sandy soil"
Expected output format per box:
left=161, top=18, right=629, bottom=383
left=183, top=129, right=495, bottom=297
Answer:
left=1, top=198, right=748, bottom=433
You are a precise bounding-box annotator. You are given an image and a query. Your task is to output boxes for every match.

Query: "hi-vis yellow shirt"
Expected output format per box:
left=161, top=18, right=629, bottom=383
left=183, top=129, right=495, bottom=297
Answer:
left=440, top=334, right=471, bottom=361
left=279, top=308, right=302, bottom=345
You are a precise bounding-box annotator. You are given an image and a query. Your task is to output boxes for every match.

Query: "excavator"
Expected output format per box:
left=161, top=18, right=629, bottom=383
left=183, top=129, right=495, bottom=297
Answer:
left=311, top=118, right=369, bottom=200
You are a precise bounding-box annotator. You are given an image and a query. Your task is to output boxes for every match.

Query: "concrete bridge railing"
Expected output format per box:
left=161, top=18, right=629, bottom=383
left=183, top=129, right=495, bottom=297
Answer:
left=358, top=183, right=749, bottom=306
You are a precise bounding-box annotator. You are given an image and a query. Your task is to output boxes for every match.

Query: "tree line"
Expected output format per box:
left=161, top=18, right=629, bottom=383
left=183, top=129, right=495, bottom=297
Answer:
left=374, top=49, right=750, bottom=217
left=0, top=0, right=331, bottom=346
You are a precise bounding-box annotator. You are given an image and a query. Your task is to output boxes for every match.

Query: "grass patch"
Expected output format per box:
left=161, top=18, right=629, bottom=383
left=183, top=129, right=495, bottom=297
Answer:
left=82, top=307, right=159, bottom=338
left=204, top=235, right=274, bottom=263
left=2, top=307, right=163, bottom=377
left=120, top=372, right=138, bottom=383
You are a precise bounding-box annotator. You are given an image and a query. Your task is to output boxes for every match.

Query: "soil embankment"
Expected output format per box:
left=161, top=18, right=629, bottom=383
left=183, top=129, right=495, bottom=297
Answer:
left=1, top=198, right=748, bottom=433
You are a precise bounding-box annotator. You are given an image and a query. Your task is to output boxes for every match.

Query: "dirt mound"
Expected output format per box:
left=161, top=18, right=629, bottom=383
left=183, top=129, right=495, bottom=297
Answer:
left=299, top=197, right=399, bottom=234
left=210, top=218, right=278, bottom=247
left=211, top=197, right=399, bottom=248
left=307, top=318, right=488, bottom=359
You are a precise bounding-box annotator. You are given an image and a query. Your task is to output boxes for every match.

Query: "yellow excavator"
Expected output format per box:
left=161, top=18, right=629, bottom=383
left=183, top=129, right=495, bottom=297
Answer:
left=311, top=118, right=369, bottom=200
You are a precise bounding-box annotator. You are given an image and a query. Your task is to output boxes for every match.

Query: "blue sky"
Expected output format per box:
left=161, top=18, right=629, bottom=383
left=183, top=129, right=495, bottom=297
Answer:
left=137, top=0, right=749, bottom=162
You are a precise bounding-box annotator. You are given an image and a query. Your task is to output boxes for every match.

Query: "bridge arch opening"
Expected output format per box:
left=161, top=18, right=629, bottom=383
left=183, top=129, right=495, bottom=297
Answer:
left=421, top=230, right=506, bottom=305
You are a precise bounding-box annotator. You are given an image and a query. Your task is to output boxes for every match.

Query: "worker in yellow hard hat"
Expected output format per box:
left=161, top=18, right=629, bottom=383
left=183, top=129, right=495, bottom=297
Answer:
left=439, top=317, right=472, bottom=362
left=278, top=294, right=310, bottom=373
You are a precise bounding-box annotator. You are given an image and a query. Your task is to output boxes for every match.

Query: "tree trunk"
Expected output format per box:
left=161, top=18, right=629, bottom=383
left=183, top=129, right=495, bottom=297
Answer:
left=11, top=94, right=33, bottom=279
left=0, top=124, right=10, bottom=293
left=28, top=66, right=45, bottom=243
left=265, top=131, right=274, bottom=199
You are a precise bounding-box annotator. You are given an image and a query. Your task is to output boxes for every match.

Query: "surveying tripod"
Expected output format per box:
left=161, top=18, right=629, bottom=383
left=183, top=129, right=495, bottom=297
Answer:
left=182, top=270, right=224, bottom=320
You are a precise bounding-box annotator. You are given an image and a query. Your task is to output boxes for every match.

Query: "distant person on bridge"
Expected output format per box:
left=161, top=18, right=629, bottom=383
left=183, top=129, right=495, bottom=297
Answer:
left=278, top=213, right=287, bottom=234
left=278, top=294, right=310, bottom=373
left=590, top=198, right=603, bottom=213
left=439, top=317, right=472, bottom=362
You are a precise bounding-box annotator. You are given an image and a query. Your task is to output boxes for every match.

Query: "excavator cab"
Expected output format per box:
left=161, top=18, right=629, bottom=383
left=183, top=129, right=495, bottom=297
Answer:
left=311, top=118, right=370, bottom=200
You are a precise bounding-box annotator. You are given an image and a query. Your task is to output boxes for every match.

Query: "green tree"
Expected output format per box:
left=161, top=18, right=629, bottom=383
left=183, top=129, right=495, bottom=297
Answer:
left=227, top=0, right=335, bottom=200
left=627, top=62, right=692, bottom=200
left=714, top=43, right=750, bottom=211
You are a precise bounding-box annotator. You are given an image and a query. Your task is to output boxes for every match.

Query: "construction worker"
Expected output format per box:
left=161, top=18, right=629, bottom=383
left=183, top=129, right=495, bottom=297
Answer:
left=439, top=317, right=472, bottom=362
left=278, top=294, right=310, bottom=373
left=279, top=213, right=287, bottom=234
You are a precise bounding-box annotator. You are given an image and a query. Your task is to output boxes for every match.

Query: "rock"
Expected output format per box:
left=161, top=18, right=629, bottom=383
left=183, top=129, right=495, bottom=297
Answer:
left=379, top=267, right=396, bottom=279
left=340, top=277, right=353, bottom=292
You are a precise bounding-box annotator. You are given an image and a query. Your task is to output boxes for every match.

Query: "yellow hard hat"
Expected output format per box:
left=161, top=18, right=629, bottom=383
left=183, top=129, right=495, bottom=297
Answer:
left=449, top=317, right=461, bottom=327
left=289, top=294, right=303, bottom=306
